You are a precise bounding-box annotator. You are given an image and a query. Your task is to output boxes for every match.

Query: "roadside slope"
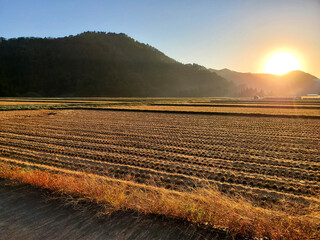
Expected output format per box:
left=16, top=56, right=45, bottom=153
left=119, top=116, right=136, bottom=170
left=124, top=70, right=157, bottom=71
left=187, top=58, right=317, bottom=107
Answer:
left=0, top=179, right=230, bottom=240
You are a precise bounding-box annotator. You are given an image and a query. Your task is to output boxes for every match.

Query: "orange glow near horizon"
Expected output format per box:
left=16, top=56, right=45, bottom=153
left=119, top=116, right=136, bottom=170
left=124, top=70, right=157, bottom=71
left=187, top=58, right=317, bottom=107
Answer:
left=264, top=52, right=301, bottom=75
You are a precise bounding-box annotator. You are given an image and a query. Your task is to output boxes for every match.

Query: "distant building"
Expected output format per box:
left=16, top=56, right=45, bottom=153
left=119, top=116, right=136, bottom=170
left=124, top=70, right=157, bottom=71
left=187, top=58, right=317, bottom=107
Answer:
left=301, top=94, right=320, bottom=100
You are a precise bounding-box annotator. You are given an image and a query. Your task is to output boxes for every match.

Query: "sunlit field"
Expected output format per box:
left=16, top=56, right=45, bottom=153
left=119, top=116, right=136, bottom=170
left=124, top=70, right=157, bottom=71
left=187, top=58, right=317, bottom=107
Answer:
left=0, top=98, right=319, bottom=239
left=101, top=104, right=320, bottom=116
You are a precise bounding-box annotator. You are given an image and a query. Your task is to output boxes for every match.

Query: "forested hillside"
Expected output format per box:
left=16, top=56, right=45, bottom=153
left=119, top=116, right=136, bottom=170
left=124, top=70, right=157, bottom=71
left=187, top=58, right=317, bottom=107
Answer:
left=0, top=32, right=233, bottom=97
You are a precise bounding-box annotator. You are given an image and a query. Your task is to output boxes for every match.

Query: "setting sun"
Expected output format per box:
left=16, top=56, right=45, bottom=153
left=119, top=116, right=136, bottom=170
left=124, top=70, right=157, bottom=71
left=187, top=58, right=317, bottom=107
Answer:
left=264, top=52, right=301, bottom=75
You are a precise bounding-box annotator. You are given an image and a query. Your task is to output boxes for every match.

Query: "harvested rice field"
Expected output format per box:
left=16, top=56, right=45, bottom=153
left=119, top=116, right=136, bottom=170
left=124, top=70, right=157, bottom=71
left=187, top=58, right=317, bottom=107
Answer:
left=1, top=109, right=319, bottom=204
left=100, top=105, right=320, bottom=117
left=1, top=101, right=320, bottom=239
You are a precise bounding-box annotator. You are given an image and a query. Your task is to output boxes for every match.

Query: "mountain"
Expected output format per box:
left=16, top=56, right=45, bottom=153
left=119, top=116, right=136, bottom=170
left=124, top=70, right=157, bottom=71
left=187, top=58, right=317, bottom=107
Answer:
left=0, top=32, right=233, bottom=97
left=210, top=68, right=320, bottom=97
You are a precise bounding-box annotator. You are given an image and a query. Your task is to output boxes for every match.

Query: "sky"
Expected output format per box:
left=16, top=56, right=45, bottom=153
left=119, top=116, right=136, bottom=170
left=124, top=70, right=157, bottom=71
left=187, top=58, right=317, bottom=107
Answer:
left=0, top=0, right=319, bottom=77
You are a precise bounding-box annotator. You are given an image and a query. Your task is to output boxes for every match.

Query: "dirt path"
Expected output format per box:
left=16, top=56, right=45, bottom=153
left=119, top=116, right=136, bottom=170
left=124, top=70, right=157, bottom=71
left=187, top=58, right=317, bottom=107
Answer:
left=0, top=179, right=231, bottom=240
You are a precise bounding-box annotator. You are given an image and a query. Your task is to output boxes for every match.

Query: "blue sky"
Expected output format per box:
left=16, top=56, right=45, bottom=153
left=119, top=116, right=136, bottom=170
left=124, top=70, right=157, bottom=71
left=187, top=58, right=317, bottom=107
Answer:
left=1, top=0, right=319, bottom=76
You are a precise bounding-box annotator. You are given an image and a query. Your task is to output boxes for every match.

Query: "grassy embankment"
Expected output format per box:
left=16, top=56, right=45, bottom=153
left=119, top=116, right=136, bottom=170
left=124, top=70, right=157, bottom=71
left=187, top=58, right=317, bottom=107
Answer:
left=0, top=102, right=137, bottom=111
left=0, top=161, right=319, bottom=240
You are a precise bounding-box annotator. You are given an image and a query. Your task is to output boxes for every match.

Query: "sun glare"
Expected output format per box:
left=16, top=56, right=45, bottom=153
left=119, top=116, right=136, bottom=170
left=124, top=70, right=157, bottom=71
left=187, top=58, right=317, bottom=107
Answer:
left=264, top=52, right=301, bottom=75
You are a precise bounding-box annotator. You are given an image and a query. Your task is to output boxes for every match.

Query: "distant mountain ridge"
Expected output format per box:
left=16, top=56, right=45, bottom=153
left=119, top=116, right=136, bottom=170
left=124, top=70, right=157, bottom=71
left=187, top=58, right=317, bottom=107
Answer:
left=210, top=68, right=320, bottom=96
left=1, top=31, right=318, bottom=97
left=0, top=32, right=232, bottom=97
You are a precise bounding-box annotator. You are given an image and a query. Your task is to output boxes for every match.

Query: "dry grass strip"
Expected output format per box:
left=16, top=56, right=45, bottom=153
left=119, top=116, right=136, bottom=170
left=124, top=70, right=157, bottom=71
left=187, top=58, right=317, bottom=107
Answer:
left=0, top=162, right=319, bottom=240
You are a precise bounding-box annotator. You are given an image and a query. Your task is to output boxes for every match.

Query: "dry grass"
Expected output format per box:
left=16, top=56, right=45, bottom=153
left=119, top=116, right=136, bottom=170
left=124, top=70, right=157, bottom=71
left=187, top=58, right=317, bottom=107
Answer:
left=0, top=162, right=319, bottom=240
left=101, top=105, right=320, bottom=116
